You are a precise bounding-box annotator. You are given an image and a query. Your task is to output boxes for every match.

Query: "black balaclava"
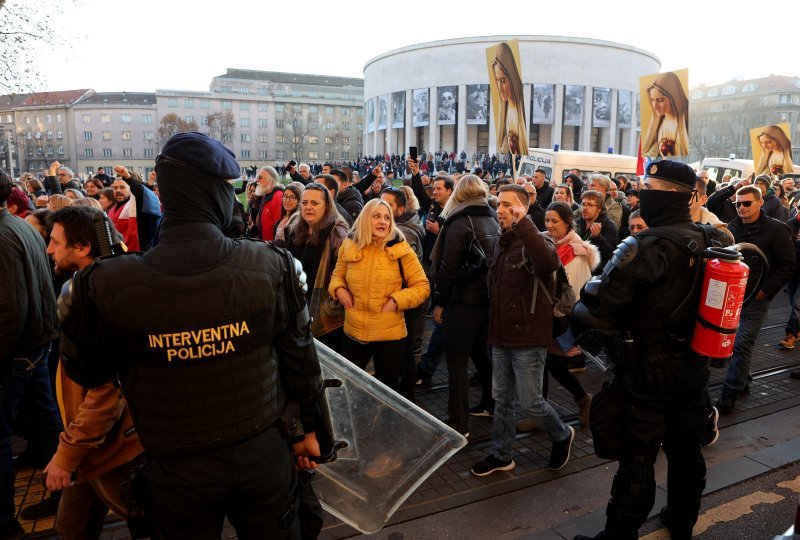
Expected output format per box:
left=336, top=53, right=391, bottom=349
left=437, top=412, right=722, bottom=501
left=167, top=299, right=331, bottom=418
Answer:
left=155, top=160, right=234, bottom=232
left=638, top=189, right=692, bottom=228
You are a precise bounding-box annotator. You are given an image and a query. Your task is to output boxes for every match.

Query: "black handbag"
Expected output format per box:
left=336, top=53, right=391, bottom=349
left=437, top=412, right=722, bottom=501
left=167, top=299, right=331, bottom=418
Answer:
left=458, top=215, right=488, bottom=279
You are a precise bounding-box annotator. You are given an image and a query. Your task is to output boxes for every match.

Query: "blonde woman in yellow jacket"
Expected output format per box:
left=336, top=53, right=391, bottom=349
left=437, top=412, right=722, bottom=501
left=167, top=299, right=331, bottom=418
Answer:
left=329, top=198, right=430, bottom=392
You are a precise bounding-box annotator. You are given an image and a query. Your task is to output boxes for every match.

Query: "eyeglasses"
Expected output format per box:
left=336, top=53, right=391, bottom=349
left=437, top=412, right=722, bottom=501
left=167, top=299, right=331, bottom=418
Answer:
left=283, top=195, right=298, bottom=201
left=581, top=202, right=597, bottom=208
left=736, top=200, right=754, bottom=208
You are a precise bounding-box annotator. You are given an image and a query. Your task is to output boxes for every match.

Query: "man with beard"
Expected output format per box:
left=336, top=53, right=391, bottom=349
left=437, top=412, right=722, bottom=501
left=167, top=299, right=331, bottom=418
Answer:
left=109, top=177, right=141, bottom=251
left=44, top=205, right=144, bottom=539
left=573, top=161, right=732, bottom=540
left=254, top=166, right=284, bottom=241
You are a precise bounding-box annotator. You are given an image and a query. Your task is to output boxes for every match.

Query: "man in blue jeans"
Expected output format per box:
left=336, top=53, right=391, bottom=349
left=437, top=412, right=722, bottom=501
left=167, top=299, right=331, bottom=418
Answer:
left=471, top=184, right=574, bottom=476
left=0, top=171, right=63, bottom=539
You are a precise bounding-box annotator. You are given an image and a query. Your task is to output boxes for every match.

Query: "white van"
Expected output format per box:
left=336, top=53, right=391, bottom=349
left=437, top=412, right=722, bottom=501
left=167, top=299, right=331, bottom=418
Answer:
left=518, top=148, right=638, bottom=182
left=700, top=158, right=754, bottom=182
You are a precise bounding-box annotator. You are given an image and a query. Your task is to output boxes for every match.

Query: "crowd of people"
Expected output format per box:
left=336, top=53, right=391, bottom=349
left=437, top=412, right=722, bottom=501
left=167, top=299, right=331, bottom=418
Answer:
left=4, top=138, right=800, bottom=539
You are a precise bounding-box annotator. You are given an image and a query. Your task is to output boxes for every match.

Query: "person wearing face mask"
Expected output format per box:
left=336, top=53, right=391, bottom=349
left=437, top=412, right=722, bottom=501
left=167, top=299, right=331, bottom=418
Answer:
left=58, top=133, right=334, bottom=539
left=573, top=161, right=733, bottom=540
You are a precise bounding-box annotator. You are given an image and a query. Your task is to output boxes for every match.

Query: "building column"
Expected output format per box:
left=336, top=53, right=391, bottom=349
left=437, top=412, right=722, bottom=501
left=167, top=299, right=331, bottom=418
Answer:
left=372, top=98, right=379, bottom=156
left=488, top=98, right=497, bottom=155
left=405, top=90, right=413, bottom=151
left=629, top=92, right=639, bottom=158
left=386, top=94, right=394, bottom=156
left=553, top=84, right=564, bottom=150
left=457, top=85, right=467, bottom=156
left=429, top=87, right=439, bottom=158
left=581, top=86, right=592, bottom=151
left=609, top=89, right=618, bottom=154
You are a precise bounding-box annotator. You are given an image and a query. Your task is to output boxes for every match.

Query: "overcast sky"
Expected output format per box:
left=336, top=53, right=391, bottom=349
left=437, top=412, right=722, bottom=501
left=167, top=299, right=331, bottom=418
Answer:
left=28, top=0, right=800, bottom=94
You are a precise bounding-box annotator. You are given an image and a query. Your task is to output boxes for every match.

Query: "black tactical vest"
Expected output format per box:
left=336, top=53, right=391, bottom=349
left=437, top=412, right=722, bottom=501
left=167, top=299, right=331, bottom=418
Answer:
left=86, top=242, right=289, bottom=456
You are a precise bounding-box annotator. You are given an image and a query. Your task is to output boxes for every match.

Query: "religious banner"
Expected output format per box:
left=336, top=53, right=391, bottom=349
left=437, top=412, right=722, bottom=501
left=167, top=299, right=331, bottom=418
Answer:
left=751, top=122, right=794, bottom=177
left=486, top=39, right=528, bottom=156
left=639, top=68, right=689, bottom=158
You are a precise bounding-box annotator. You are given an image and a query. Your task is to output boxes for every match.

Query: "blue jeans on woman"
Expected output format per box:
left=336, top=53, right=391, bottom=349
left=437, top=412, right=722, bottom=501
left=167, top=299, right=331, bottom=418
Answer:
left=0, top=344, right=63, bottom=529
left=491, top=346, right=570, bottom=461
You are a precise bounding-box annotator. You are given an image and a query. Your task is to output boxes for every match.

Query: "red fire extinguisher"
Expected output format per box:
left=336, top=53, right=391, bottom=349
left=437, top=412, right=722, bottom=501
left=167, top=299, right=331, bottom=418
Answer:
left=692, top=244, right=768, bottom=359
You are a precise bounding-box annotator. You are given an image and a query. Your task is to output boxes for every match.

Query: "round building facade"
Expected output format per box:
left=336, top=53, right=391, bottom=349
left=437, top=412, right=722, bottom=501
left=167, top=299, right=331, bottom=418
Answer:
left=363, top=35, right=660, bottom=159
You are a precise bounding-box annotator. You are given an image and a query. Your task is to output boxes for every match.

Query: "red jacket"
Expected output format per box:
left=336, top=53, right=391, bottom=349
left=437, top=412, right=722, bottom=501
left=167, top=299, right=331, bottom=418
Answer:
left=258, top=188, right=283, bottom=242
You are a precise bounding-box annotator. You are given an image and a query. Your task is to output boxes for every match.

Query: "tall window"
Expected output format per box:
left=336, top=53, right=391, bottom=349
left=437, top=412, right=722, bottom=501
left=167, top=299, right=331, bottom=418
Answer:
left=240, top=102, right=250, bottom=111
left=144, top=148, right=155, bottom=158
left=100, top=114, right=111, bottom=123
left=102, top=131, right=112, bottom=141
left=120, top=114, right=132, bottom=123
left=200, top=99, right=210, bottom=109
left=221, top=101, right=232, bottom=110
left=143, top=131, right=154, bottom=140
left=167, top=98, right=178, bottom=107
left=121, top=131, right=132, bottom=140
left=84, top=148, right=93, bottom=157
left=257, top=103, right=268, bottom=112
left=83, top=131, right=92, bottom=140
left=123, top=148, right=133, bottom=157
left=241, top=133, right=251, bottom=142
left=102, top=148, right=112, bottom=157
left=240, top=118, right=251, bottom=127
left=82, top=115, right=91, bottom=124
left=241, top=149, right=251, bottom=158
left=142, top=114, right=153, bottom=123
left=184, top=98, right=194, bottom=107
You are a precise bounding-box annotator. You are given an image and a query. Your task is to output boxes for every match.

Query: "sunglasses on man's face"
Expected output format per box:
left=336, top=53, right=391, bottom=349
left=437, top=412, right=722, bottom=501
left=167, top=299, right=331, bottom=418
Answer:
left=735, top=200, right=754, bottom=208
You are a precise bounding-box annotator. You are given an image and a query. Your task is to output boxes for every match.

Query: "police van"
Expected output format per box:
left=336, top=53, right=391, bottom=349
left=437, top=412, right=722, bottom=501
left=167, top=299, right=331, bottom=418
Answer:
left=518, top=148, right=638, bottom=182
left=700, top=157, right=754, bottom=182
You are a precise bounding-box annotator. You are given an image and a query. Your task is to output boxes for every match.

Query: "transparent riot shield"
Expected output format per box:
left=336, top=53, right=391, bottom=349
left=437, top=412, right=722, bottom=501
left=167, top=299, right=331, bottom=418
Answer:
left=314, top=340, right=468, bottom=534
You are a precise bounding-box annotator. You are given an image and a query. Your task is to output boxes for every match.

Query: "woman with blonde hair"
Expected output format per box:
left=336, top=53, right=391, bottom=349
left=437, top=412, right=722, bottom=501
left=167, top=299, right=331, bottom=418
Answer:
left=399, top=185, right=420, bottom=213
left=431, top=174, right=500, bottom=435
left=285, top=182, right=350, bottom=351
left=754, top=125, right=795, bottom=177
left=642, top=71, right=689, bottom=158
left=329, top=198, right=429, bottom=394
left=490, top=42, right=528, bottom=156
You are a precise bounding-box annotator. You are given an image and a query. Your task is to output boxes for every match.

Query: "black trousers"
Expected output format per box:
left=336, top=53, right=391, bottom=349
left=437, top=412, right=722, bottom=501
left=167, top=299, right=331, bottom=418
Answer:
left=342, top=335, right=405, bottom=394
left=602, top=357, right=710, bottom=540
left=444, top=303, right=492, bottom=432
left=144, top=427, right=301, bottom=540
left=399, top=307, right=422, bottom=402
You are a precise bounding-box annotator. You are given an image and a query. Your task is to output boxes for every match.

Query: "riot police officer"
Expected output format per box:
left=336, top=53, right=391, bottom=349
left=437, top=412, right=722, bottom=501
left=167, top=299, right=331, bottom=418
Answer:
left=59, top=132, right=332, bottom=539
left=573, top=161, right=732, bottom=540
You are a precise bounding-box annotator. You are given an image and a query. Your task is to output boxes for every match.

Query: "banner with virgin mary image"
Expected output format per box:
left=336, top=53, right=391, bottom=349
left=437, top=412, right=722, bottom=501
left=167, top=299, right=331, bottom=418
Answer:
left=751, top=122, right=794, bottom=177
left=486, top=40, right=528, bottom=156
left=639, top=68, right=689, bottom=158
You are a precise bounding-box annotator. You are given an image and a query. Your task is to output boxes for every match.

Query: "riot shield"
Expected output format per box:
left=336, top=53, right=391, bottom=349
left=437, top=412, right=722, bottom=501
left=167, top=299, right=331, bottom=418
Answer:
left=314, top=340, right=467, bottom=534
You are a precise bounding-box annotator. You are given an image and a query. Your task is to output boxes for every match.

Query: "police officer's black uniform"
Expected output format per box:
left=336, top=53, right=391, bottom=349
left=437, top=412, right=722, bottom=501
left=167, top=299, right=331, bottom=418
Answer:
left=573, top=161, right=732, bottom=540
left=58, top=133, right=331, bottom=539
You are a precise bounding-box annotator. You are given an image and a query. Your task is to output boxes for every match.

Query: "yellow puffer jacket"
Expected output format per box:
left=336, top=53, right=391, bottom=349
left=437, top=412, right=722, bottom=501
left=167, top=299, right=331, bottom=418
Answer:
left=329, top=236, right=430, bottom=342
